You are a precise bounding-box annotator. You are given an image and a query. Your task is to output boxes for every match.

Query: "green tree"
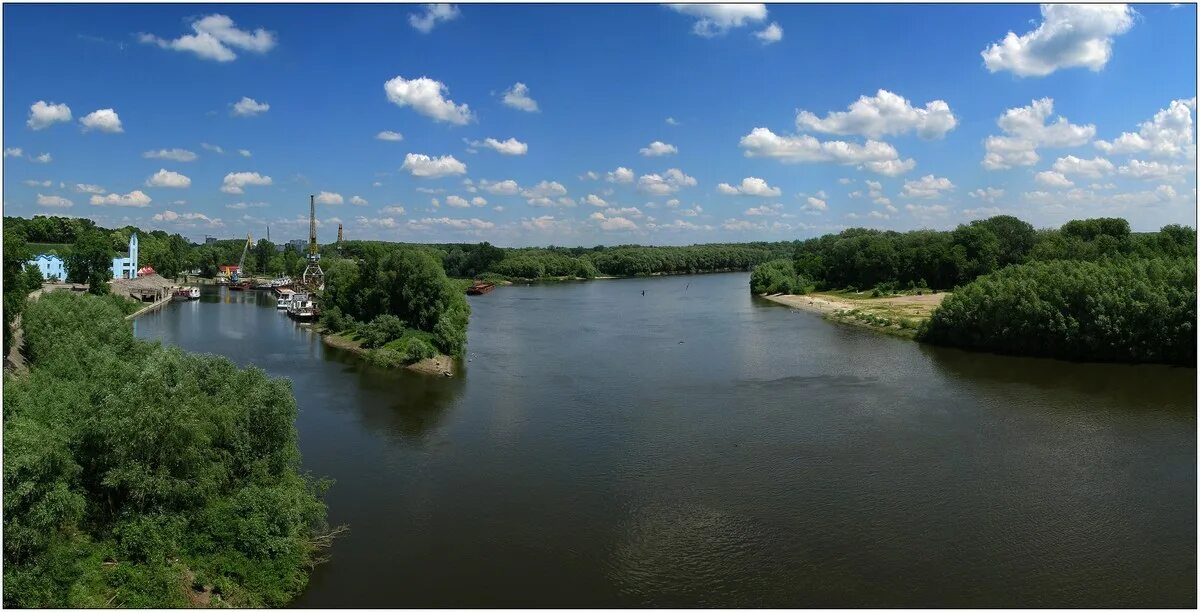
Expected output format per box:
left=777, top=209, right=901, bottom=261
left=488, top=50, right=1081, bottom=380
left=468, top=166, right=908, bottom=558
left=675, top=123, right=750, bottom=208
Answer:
left=65, top=230, right=114, bottom=295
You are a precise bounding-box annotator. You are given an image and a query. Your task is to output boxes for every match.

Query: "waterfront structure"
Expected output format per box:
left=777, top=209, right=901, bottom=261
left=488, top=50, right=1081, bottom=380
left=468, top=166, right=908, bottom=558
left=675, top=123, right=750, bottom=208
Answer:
left=28, top=253, right=65, bottom=280
left=110, top=233, right=139, bottom=279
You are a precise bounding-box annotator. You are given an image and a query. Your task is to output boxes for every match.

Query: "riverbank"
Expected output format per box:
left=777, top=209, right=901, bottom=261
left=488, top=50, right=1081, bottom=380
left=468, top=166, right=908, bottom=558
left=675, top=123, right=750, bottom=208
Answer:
left=761, top=291, right=947, bottom=338
left=318, top=327, right=455, bottom=376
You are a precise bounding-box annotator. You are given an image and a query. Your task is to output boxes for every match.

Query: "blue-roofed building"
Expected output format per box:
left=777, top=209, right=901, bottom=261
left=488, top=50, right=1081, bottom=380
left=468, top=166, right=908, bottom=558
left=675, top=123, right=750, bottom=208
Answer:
left=28, top=253, right=65, bottom=280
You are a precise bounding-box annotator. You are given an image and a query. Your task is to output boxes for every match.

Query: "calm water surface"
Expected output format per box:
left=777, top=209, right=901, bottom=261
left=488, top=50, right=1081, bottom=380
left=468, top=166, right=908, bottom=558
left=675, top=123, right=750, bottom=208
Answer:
left=134, top=272, right=1196, bottom=607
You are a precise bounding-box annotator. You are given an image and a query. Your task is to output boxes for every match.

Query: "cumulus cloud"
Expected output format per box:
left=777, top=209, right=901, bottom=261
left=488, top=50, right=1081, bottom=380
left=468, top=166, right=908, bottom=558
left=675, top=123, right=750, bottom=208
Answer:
left=1095, top=98, right=1196, bottom=159
left=238, top=149, right=251, bottom=157
left=376, top=130, right=404, bottom=141
left=667, top=4, right=768, bottom=37
left=231, top=96, right=269, bottom=117
left=409, top=4, right=460, bottom=33
left=80, top=108, right=123, bottom=133
left=138, top=14, right=276, bottom=62
left=32, top=153, right=52, bottom=164
left=27, top=101, right=71, bottom=130
left=968, top=187, right=1006, bottom=203
left=471, top=196, right=487, bottom=207
left=981, top=4, right=1135, bottom=77
left=350, top=195, right=368, bottom=206
left=796, top=89, right=957, bottom=139
left=606, top=167, right=635, bottom=183
left=745, top=203, right=783, bottom=216
left=90, top=190, right=152, bottom=207
left=74, top=183, right=105, bottom=194
left=754, top=22, right=783, bottom=44
left=146, top=169, right=191, bottom=188
left=739, top=127, right=915, bottom=176
left=401, top=153, right=467, bottom=177
left=153, top=210, right=222, bottom=226
left=408, top=217, right=495, bottom=231
left=717, top=176, right=781, bottom=197
left=637, top=168, right=697, bottom=195
left=384, top=76, right=473, bottom=125
left=315, top=191, right=344, bottom=205
left=502, top=82, right=539, bottom=112
left=224, top=202, right=268, bottom=210
left=36, top=194, right=73, bottom=208
left=201, top=143, right=224, bottom=154
left=1117, top=159, right=1193, bottom=181
left=1051, top=154, right=1114, bottom=178
left=902, top=174, right=955, bottom=199
left=584, top=194, right=608, bottom=207
left=444, top=195, right=471, bottom=208
left=803, top=197, right=828, bottom=212
left=24, top=180, right=51, bottom=187
left=666, top=117, right=681, bottom=126
left=480, top=179, right=520, bottom=195
left=639, top=141, right=678, bottom=157
left=1035, top=170, right=1074, bottom=188
left=221, top=171, right=272, bottom=194
left=143, top=148, right=197, bottom=162
left=521, top=181, right=572, bottom=207
left=478, top=137, right=528, bottom=155
left=380, top=205, right=407, bottom=215
left=589, top=211, right=639, bottom=231
left=982, top=98, right=1094, bottom=169
left=4, top=147, right=23, bottom=158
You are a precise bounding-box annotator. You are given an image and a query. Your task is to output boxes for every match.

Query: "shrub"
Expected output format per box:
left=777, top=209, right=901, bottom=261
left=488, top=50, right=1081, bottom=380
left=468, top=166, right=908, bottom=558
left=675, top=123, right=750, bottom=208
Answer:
left=358, top=314, right=405, bottom=349
left=750, top=259, right=809, bottom=295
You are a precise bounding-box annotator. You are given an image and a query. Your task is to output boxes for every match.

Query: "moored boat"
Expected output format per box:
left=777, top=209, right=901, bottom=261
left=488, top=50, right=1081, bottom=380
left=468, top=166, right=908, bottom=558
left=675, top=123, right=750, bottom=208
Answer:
left=286, top=296, right=319, bottom=321
left=467, top=281, right=495, bottom=295
left=172, top=288, right=191, bottom=301
left=276, top=288, right=296, bottom=309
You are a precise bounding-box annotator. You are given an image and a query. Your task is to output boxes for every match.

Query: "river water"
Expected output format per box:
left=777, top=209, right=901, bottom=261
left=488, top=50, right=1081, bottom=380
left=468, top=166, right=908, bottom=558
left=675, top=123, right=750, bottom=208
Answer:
left=132, top=272, right=1196, bottom=607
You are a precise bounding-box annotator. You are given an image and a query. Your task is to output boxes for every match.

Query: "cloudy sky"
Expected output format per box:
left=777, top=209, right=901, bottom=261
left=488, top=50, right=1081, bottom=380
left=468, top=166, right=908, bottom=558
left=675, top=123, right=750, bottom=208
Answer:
left=3, top=3, right=1196, bottom=245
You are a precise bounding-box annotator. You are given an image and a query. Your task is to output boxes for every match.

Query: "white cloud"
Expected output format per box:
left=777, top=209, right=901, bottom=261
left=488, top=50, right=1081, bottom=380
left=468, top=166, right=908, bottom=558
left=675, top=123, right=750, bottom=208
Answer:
left=401, top=153, right=467, bottom=177
left=408, top=217, right=495, bottom=231
left=589, top=211, right=639, bottom=231
left=445, top=195, right=471, bottom=208
left=667, top=4, right=768, bottom=37
left=968, top=187, right=1005, bottom=203
left=349, top=195, right=368, bottom=206
left=376, top=130, right=404, bottom=141
left=717, top=176, right=781, bottom=197
left=231, top=97, right=269, bottom=117
left=315, top=191, right=344, bottom=205
left=606, top=167, right=635, bottom=183
left=143, top=148, right=197, bottom=162
left=1117, top=159, right=1193, bottom=181
left=79, top=108, right=123, bottom=133
left=380, top=205, right=407, bottom=215
left=479, top=137, right=528, bottom=155
left=902, top=174, right=955, bottom=199
left=201, top=143, right=224, bottom=154
left=639, top=141, right=678, bottom=157
left=1034, top=170, right=1074, bottom=188
left=224, top=202, right=268, bottom=210
left=138, top=14, right=276, bottom=62
left=745, top=203, right=783, bottom=216
left=982, top=98, right=1094, bottom=169
left=153, top=210, right=222, bottom=226
left=32, top=153, right=52, bottom=164
left=796, top=89, right=957, bottom=139
left=637, top=168, right=697, bottom=195
left=146, top=169, right=191, bottom=188
left=584, top=194, right=608, bottom=207
left=981, top=4, right=1135, bottom=77
left=1051, top=154, right=1114, bottom=178
left=754, top=22, right=783, bottom=44
left=221, top=171, right=273, bottom=194
left=417, top=187, right=445, bottom=194
left=521, top=181, right=570, bottom=207
left=604, top=206, right=644, bottom=219
left=355, top=216, right=401, bottom=230
left=803, top=196, right=828, bottom=212
left=409, top=4, right=461, bottom=33
left=73, top=183, right=105, bottom=194
left=481, top=179, right=520, bottom=195
left=4, top=147, right=23, bottom=158
left=36, top=194, right=73, bottom=208
left=384, top=76, right=473, bottom=125
left=27, top=101, right=71, bottom=130
left=24, top=180, right=51, bottom=187
left=238, top=149, right=251, bottom=157
left=740, top=127, right=914, bottom=176
left=90, top=190, right=152, bottom=207
left=1095, top=99, right=1196, bottom=159
left=502, top=82, right=539, bottom=112
left=471, top=196, right=487, bottom=207
left=666, top=117, right=680, bottom=126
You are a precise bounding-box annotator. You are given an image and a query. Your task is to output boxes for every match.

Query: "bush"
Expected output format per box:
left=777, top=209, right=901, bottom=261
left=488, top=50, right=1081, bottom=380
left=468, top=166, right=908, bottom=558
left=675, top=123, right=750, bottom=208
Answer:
left=358, top=314, right=405, bottom=349
left=919, top=257, right=1195, bottom=364
left=319, top=306, right=350, bottom=333
left=750, top=259, right=809, bottom=295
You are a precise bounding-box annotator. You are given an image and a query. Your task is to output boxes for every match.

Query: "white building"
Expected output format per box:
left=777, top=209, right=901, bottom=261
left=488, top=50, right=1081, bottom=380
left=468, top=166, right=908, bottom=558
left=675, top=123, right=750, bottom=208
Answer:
left=110, top=233, right=138, bottom=279
left=28, top=253, right=65, bottom=280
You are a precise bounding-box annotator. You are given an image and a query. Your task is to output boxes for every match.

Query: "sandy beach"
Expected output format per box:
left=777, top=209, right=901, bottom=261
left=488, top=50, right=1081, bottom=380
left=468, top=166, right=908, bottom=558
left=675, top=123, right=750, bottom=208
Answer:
left=761, top=291, right=948, bottom=336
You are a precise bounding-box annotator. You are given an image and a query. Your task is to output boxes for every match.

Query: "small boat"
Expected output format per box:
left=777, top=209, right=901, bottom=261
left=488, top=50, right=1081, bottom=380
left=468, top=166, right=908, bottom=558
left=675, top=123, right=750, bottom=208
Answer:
left=229, top=281, right=252, bottom=291
left=467, top=281, right=495, bottom=295
left=276, top=289, right=296, bottom=310
left=172, top=289, right=191, bottom=302
left=287, top=296, right=319, bottom=321
left=186, top=287, right=200, bottom=300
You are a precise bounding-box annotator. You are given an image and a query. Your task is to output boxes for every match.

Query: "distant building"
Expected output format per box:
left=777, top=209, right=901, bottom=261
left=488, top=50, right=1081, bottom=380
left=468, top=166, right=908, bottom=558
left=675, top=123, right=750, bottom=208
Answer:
left=28, top=253, right=65, bottom=280
left=288, top=238, right=307, bottom=251
left=205, top=236, right=218, bottom=245
left=110, top=233, right=139, bottom=279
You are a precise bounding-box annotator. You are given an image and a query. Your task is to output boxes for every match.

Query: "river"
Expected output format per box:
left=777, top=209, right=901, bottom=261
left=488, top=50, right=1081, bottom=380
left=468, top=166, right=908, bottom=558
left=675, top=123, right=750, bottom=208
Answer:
left=132, top=272, right=1196, bottom=607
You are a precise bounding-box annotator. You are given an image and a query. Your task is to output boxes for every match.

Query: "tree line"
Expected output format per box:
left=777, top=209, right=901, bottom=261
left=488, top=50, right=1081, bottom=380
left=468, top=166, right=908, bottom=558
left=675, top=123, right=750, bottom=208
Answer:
left=3, top=291, right=331, bottom=607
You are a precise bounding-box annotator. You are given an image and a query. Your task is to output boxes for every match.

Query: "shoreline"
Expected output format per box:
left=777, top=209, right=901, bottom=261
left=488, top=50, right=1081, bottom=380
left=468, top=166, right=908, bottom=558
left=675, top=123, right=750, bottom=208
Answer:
left=317, top=327, right=455, bottom=376
left=760, top=291, right=948, bottom=338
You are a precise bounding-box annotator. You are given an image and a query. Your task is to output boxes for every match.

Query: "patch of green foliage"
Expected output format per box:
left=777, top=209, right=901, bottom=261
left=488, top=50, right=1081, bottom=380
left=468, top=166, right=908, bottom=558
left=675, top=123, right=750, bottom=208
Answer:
left=918, top=257, right=1196, bottom=364
left=749, top=259, right=811, bottom=295
left=3, top=291, right=333, bottom=607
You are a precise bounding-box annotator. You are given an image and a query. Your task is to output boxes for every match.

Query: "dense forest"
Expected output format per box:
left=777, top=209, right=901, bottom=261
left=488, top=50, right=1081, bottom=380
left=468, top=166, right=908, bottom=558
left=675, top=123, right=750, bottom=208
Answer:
left=3, top=291, right=331, bottom=607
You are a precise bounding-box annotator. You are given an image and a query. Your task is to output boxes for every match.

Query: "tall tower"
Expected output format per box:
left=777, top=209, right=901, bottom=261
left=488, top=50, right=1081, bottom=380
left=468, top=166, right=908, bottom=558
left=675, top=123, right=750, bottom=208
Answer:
left=336, top=223, right=344, bottom=255
left=301, top=194, right=325, bottom=291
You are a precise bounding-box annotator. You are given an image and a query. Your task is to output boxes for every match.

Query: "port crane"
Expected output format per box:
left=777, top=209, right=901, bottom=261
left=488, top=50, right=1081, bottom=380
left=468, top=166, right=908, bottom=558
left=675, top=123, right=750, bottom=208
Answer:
left=301, top=195, right=324, bottom=291
left=231, top=233, right=253, bottom=282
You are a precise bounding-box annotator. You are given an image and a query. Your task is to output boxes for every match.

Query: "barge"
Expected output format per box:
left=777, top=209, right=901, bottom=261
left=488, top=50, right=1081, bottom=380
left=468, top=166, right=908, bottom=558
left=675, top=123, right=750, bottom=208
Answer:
left=467, top=281, right=495, bottom=295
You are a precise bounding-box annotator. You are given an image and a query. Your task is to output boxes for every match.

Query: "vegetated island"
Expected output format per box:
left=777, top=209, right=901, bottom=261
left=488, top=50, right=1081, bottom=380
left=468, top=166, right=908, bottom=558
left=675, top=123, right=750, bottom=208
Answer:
left=2, top=290, right=335, bottom=607
left=749, top=215, right=1196, bottom=365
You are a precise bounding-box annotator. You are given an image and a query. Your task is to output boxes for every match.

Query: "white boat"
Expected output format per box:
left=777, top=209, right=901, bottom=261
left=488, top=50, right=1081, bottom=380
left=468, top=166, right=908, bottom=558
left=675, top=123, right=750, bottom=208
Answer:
left=287, top=296, right=318, bottom=321
left=276, top=289, right=297, bottom=310
left=187, top=287, right=200, bottom=300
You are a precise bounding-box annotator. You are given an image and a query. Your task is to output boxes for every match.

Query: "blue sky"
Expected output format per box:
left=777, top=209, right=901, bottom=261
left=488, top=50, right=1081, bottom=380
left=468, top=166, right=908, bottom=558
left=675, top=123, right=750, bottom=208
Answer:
left=3, top=3, right=1196, bottom=246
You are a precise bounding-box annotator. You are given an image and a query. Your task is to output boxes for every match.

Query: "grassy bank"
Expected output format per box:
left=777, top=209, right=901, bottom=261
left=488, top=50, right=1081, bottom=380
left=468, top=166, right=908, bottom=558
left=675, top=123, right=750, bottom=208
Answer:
left=318, top=326, right=454, bottom=376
